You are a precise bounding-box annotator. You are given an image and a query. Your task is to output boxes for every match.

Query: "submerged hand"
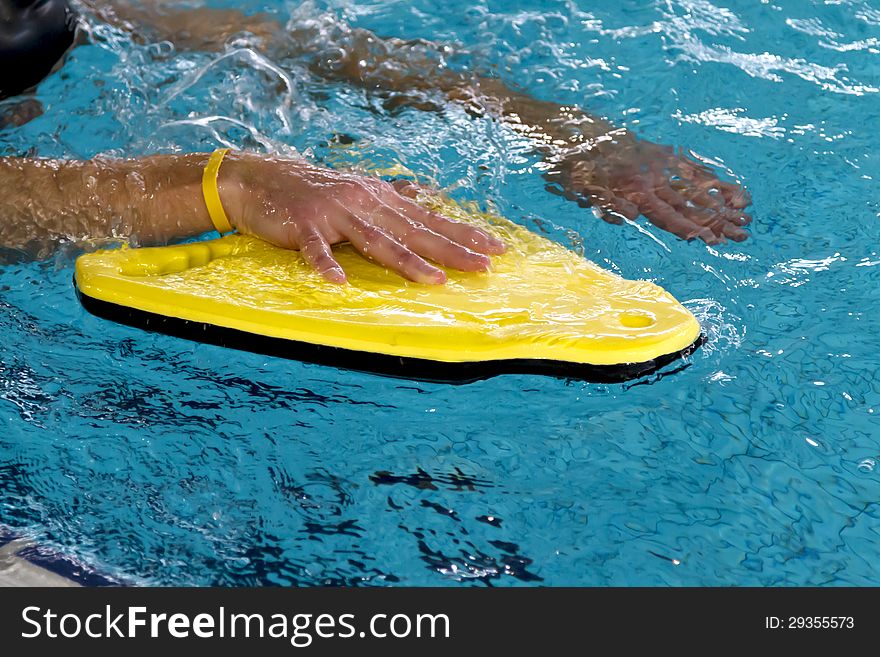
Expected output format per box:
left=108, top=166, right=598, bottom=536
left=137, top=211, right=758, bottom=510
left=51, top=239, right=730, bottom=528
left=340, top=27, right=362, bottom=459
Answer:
left=546, top=138, right=752, bottom=244
left=219, top=154, right=505, bottom=284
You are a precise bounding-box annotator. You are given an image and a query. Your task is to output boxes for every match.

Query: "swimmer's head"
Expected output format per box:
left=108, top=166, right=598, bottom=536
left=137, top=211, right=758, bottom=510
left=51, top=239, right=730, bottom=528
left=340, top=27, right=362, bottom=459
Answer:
left=0, top=0, right=77, bottom=99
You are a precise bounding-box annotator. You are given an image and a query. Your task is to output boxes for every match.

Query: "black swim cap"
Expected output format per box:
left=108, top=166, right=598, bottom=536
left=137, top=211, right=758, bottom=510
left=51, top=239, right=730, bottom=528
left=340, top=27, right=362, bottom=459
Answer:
left=0, top=0, right=77, bottom=99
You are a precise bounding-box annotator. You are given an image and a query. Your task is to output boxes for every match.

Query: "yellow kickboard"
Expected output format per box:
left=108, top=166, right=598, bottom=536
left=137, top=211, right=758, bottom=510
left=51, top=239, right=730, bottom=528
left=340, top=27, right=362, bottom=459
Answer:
left=74, top=200, right=701, bottom=374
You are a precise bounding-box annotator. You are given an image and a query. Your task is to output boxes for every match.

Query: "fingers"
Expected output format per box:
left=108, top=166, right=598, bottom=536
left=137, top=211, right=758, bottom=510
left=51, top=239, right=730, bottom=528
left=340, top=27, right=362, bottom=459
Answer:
left=714, top=211, right=751, bottom=241
left=380, top=183, right=506, bottom=255
left=651, top=184, right=728, bottom=239
left=608, top=196, right=640, bottom=221
left=630, top=190, right=720, bottom=244
left=341, top=214, right=448, bottom=285
left=387, top=197, right=506, bottom=255
left=651, top=156, right=753, bottom=242
left=673, top=179, right=725, bottom=209
left=545, top=174, right=640, bottom=224
left=298, top=224, right=347, bottom=283
left=676, top=175, right=752, bottom=213
left=670, top=152, right=753, bottom=211
left=673, top=183, right=751, bottom=238
left=576, top=185, right=640, bottom=224
left=553, top=145, right=754, bottom=245
left=676, top=162, right=752, bottom=211
left=368, top=202, right=493, bottom=271
left=389, top=178, right=421, bottom=198
left=651, top=184, right=690, bottom=214
left=679, top=205, right=743, bottom=243
left=283, top=176, right=507, bottom=284
left=717, top=181, right=751, bottom=208
left=335, top=188, right=495, bottom=271
left=292, top=203, right=490, bottom=284
left=241, top=164, right=511, bottom=284
left=733, top=210, right=752, bottom=227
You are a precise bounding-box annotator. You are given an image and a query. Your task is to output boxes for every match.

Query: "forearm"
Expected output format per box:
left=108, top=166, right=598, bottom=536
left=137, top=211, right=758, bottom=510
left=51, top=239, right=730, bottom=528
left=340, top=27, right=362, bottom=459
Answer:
left=449, top=77, right=631, bottom=155
left=80, top=1, right=281, bottom=51
left=87, top=4, right=624, bottom=155
left=0, top=155, right=214, bottom=251
left=290, top=27, right=627, bottom=155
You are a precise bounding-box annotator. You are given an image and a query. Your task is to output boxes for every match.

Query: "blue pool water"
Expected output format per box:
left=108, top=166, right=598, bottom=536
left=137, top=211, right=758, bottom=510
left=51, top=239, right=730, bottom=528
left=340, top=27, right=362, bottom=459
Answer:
left=1, top=0, right=879, bottom=586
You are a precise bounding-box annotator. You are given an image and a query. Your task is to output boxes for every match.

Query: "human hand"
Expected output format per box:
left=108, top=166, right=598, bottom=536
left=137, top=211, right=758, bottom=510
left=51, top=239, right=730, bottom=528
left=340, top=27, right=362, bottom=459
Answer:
left=545, top=138, right=752, bottom=244
left=219, top=154, right=506, bottom=284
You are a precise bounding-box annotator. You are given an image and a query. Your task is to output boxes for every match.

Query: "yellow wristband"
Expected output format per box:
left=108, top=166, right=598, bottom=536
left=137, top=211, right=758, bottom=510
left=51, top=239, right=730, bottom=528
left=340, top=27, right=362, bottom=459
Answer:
left=202, top=148, right=234, bottom=234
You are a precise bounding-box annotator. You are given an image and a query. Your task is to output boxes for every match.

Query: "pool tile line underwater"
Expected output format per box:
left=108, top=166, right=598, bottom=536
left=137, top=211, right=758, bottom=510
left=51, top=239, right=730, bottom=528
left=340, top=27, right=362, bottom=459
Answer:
left=0, top=527, right=118, bottom=587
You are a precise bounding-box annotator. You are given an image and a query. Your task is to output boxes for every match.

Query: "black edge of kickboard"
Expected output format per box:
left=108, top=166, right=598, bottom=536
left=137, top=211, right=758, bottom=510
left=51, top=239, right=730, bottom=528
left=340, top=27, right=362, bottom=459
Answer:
left=75, top=287, right=704, bottom=385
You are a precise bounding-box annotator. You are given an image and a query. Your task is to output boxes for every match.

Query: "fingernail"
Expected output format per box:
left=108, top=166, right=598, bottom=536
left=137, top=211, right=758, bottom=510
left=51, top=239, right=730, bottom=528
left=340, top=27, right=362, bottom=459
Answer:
left=325, top=267, right=347, bottom=284
left=487, top=238, right=507, bottom=254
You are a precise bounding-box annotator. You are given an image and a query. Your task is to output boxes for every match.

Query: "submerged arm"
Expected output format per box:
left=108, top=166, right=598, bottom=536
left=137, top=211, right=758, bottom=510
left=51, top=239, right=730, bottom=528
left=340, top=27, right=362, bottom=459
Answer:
left=78, top=1, right=281, bottom=51
left=293, top=27, right=753, bottom=244
left=85, top=1, right=752, bottom=243
left=86, top=1, right=615, bottom=142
